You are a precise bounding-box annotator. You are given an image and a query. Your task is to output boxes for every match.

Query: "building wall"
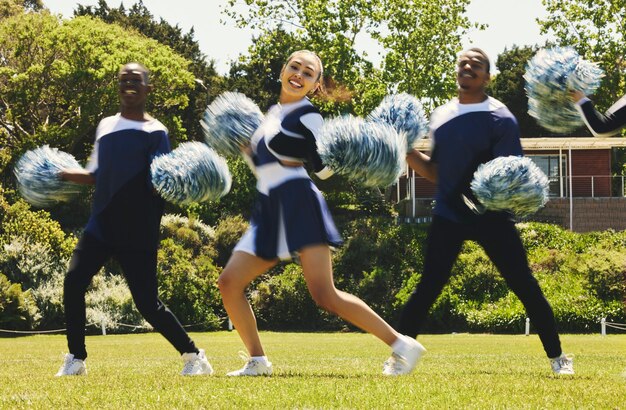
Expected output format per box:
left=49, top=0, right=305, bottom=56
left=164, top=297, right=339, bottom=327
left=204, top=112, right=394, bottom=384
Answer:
left=528, top=198, right=626, bottom=232
left=400, top=148, right=615, bottom=199
left=571, top=150, right=612, bottom=197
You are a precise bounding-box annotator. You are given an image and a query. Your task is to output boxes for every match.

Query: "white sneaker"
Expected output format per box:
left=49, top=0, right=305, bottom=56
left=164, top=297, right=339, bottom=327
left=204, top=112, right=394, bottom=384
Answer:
left=181, top=349, right=214, bottom=376
left=55, top=353, right=87, bottom=376
left=226, top=354, right=272, bottom=376
left=550, top=353, right=574, bottom=375
left=382, top=337, right=426, bottom=376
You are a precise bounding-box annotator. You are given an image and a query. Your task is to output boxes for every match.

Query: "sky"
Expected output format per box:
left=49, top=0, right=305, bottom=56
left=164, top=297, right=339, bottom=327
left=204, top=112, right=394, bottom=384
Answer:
left=43, top=0, right=553, bottom=75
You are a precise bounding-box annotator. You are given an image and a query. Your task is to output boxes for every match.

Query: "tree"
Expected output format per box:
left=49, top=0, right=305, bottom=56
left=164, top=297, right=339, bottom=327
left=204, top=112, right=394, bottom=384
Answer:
left=487, top=45, right=566, bottom=137
left=0, top=0, right=42, bottom=19
left=372, top=0, right=482, bottom=112
left=222, top=0, right=387, bottom=116
left=0, top=12, right=195, bottom=187
left=539, top=0, right=626, bottom=111
left=74, top=0, right=227, bottom=143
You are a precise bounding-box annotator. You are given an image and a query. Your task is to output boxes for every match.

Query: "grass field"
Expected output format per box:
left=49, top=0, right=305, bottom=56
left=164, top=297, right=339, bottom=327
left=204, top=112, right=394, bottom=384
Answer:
left=0, top=332, right=624, bottom=409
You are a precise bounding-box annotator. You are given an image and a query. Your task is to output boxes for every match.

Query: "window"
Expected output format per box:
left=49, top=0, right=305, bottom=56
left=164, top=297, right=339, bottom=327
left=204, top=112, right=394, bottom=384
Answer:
left=527, top=154, right=567, bottom=197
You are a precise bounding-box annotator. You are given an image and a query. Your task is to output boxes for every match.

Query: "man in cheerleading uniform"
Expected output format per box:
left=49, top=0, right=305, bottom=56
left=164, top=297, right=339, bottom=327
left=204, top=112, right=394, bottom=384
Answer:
left=571, top=89, right=626, bottom=136
left=392, top=49, right=574, bottom=375
left=56, top=63, right=213, bottom=376
left=218, top=50, right=424, bottom=377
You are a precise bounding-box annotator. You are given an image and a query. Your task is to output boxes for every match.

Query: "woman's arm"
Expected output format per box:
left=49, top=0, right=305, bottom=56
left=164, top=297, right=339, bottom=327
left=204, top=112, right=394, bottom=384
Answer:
left=572, top=91, right=626, bottom=137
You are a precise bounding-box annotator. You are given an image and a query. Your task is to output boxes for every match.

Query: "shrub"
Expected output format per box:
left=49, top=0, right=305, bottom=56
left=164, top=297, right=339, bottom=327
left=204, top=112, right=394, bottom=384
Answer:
left=160, top=213, right=216, bottom=258
left=0, top=273, right=38, bottom=330
left=157, top=238, right=223, bottom=330
left=0, top=200, right=77, bottom=261
left=212, top=214, right=248, bottom=268
left=251, top=264, right=340, bottom=330
left=85, top=273, right=147, bottom=333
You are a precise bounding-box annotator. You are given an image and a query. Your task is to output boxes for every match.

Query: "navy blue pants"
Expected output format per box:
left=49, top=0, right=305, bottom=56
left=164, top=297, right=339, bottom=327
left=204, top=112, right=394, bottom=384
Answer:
left=64, top=233, right=197, bottom=360
left=398, top=214, right=562, bottom=358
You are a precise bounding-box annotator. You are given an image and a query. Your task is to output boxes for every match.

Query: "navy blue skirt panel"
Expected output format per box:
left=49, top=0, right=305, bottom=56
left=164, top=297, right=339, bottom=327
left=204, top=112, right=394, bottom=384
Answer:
left=249, top=178, right=342, bottom=259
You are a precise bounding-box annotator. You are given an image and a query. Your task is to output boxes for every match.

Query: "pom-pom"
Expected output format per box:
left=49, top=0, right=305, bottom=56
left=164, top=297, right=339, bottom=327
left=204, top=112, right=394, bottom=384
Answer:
left=368, top=93, right=428, bottom=152
left=14, top=145, right=82, bottom=207
left=200, top=92, right=263, bottom=156
left=470, top=156, right=549, bottom=217
left=524, top=47, right=604, bottom=133
left=317, top=116, right=405, bottom=187
left=150, top=142, right=232, bottom=205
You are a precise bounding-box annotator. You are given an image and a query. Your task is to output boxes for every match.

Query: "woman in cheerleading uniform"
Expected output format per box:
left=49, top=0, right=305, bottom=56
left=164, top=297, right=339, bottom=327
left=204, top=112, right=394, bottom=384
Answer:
left=218, top=50, right=424, bottom=377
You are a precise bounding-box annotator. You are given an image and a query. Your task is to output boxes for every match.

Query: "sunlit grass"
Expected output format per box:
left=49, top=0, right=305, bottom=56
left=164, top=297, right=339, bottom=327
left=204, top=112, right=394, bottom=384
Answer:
left=1, top=332, right=624, bottom=409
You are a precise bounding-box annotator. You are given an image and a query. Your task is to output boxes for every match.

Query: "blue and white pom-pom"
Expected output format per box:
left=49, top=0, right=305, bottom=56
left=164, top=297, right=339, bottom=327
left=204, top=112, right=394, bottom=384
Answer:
left=470, top=156, right=549, bottom=217
left=200, top=92, right=263, bottom=156
left=317, top=116, right=405, bottom=187
left=150, top=142, right=232, bottom=205
left=524, top=47, right=604, bottom=133
left=368, top=93, right=428, bottom=152
left=14, top=145, right=82, bottom=207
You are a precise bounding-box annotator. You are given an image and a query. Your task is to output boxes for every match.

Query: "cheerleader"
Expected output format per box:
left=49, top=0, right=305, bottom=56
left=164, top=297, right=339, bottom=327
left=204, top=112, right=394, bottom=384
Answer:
left=217, top=50, right=424, bottom=377
left=55, top=63, right=213, bottom=377
left=571, top=90, right=626, bottom=136
left=396, top=49, right=574, bottom=376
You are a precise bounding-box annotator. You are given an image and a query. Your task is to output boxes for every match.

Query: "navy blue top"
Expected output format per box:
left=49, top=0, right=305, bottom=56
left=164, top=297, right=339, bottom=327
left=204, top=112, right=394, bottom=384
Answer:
left=84, top=114, right=171, bottom=249
left=429, top=96, right=522, bottom=223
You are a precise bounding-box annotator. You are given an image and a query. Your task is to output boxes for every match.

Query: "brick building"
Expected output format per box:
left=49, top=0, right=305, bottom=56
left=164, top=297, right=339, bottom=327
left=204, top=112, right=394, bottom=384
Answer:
left=396, top=137, right=626, bottom=232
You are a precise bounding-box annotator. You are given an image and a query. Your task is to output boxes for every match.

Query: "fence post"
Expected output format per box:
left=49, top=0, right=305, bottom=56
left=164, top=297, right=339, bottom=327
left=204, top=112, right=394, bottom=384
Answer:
left=100, top=317, right=106, bottom=336
left=591, top=176, right=594, bottom=197
left=525, top=318, right=530, bottom=336
left=601, top=317, right=606, bottom=336
left=228, top=317, right=233, bottom=331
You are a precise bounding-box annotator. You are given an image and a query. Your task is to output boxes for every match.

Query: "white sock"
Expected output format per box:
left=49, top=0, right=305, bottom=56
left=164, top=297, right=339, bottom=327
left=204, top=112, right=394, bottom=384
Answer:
left=391, top=335, right=412, bottom=355
left=251, top=355, right=269, bottom=365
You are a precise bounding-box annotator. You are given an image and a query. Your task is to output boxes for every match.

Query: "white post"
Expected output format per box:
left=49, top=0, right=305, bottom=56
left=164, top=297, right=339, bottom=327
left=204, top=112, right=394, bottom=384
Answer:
left=228, top=317, right=233, bottom=331
left=100, top=317, right=106, bottom=336
left=601, top=317, right=606, bottom=336
left=591, top=176, right=594, bottom=198
left=525, top=318, right=530, bottom=336
left=411, top=169, right=416, bottom=220
left=568, top=143, right=573, bottom=230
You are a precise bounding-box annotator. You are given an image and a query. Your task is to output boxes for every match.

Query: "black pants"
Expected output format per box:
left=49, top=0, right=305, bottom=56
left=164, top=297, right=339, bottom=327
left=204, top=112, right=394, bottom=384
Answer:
left=64, top=233, right=197, bottom=360
left=398, top=214, right=562, bottom=358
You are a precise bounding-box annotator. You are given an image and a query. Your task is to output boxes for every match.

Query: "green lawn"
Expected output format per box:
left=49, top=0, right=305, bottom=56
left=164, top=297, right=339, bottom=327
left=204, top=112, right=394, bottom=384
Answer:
left=0, top=332, right=624, bottom=409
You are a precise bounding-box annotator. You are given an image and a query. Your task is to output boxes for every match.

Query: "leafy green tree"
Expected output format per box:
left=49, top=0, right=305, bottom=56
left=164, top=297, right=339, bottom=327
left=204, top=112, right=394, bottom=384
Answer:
left=0, top=0, right=42, bottom=18
left=372, top=0, right=483, bottom=112
left=0, top=11, right=195, bottom=187
left=488, top=45, right=562, bottom=137
left=222, top=0, right=386, bottom=116
left=539, top=0, right=626, bottom=111
left=74, top=0, right=227, bottom=142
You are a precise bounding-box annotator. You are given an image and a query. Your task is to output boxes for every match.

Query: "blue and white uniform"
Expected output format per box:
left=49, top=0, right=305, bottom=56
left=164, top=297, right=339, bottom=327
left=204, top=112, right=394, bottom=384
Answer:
left=84, top=114, right=170, bottom=250
left=575, top=95, right=626, bottom=137
left=429, top=96, right=522, bottom=222
left=235, top=98, right=342, bottom=260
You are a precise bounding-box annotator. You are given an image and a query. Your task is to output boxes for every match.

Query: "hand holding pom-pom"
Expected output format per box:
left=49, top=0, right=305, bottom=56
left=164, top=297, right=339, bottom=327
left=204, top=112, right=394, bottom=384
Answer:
left=201, top=92, right=263, bottom=156
left=524, top=47, right=604, bottom=133
left=14, top=145, right=82, bottom=207
left=150, top=142, right=232, bottom=205
left=368, top=93, right=428, bottom=152
left=470, top=156, right=549, bottom=217
left=317, top=116, right=405, bottom=187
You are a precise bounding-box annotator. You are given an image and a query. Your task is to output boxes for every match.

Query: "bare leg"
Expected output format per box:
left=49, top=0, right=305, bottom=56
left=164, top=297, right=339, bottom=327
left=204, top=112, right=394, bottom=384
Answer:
left=299, top=244, right=400, bottom=346
left=218, top=251, right=277, bottom=357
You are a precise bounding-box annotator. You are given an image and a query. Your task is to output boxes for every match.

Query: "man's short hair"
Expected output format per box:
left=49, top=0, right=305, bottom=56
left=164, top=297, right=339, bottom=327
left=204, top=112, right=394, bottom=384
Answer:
left=119, top=62, right=150, bottom=84
left=464, top=48, right=490, bottom=74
